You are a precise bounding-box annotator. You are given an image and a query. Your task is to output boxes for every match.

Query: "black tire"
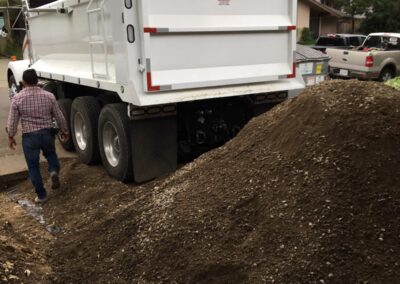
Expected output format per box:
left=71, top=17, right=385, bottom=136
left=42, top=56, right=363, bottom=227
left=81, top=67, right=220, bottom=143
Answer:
left=379, top=67, right=395, bottom=82
left=71, top=96, right=101, bottom=164
left=8, top=75, right=18, bottom=98
left=96, top=93, right=121, bottom=108
left=98, top=103, right=133, bottom=182
left=42, top=81, right=58, bottom=98
left=57, top=99, right=75, bottom=151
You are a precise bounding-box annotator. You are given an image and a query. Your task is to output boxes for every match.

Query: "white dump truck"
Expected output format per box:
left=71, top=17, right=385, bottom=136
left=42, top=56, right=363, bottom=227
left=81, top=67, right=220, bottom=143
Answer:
left=8, top=0, right=304, bottom=182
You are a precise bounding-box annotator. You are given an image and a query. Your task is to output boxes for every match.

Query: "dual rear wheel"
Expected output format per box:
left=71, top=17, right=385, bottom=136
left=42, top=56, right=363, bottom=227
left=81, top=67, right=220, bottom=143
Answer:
left=98, top=104, right=133, bottom=182
left=61, top=96, right=133, bottom=182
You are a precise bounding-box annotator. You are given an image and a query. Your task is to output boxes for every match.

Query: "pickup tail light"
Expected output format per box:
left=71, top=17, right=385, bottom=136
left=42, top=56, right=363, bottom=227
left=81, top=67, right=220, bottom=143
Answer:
left=365, top=55, right=374, bottom=67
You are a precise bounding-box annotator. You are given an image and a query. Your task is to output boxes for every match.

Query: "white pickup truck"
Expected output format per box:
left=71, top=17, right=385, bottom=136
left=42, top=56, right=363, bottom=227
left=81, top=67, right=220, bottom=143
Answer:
left=327, top=33, right=400, bottom=82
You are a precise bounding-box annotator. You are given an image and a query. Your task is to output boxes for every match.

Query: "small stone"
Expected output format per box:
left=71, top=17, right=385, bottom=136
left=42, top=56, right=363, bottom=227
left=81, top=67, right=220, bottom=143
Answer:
left=24, top=269, right=32, bottom=277
left=3, top=261, right=14, bottom=270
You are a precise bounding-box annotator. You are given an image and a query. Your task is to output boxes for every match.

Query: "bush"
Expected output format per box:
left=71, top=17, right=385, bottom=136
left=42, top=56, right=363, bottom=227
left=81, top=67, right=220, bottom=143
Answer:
left=298, top=28, right=316, bottom=45
left=5, top=40, right=22, bottom=60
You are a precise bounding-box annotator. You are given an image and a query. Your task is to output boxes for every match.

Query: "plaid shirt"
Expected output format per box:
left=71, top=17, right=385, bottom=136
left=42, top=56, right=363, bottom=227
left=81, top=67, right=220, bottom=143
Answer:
left=7, top=86, right=68, bottom=137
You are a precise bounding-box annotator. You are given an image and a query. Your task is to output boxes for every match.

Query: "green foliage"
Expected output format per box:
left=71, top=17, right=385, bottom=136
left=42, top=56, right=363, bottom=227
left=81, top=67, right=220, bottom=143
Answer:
left=0, top=0, right=21, bottom=5
left=386, top=77, right=400, bottom=91
left=5, top=40, right=22, bottom=59
left=335, top=0, right=372, bottom=33
left=298, top=28, right=315, bottom=45
left=335, top=0, right=372, bottom=17
left=361, top=0, right=400, bottom=34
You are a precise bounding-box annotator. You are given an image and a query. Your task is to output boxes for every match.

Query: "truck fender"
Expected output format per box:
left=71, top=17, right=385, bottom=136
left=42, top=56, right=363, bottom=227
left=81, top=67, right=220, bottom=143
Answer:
left=379, top=58, right=397, bottom=75
left=7, top=60, right=31, bottom=88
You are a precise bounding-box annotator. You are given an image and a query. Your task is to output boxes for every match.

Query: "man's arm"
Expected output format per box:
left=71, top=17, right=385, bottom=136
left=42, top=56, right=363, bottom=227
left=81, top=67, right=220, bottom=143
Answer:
left=51, top=98, right=68, bottom=134
left=6, top=99, right=19, bottom=150
left=7, top=98, right=20, bottom=137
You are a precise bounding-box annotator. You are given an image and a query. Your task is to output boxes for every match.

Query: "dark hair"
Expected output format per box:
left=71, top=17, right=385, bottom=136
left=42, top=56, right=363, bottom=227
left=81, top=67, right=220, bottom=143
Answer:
left=23, top=69, right=38, bottom=85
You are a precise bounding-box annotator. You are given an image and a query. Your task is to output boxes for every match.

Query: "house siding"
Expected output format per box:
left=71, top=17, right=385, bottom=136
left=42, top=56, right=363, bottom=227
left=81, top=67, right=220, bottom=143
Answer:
left=320, top=16, right=338, bottom=34
left=298, top=0, right=311, bottom=29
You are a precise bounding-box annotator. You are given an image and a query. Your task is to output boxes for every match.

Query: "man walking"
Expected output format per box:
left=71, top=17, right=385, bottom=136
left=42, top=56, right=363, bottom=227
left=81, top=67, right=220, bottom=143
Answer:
left=7, top=69, right=68, bottom=204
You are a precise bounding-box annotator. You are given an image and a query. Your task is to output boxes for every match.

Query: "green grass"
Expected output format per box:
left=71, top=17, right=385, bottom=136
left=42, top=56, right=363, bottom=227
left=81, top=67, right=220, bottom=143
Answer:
left=385, top=77, right=400, bottom=91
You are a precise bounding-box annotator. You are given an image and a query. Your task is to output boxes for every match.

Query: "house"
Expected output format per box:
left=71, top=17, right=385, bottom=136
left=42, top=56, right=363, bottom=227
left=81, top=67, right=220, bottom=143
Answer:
left=297, top=0, right=366, bottom=39
left=0, top=8, right=10, bottom=54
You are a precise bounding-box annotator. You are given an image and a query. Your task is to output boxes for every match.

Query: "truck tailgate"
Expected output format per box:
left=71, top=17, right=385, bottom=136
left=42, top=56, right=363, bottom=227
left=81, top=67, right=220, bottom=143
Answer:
left=326, top=49, right=369, bottom=72
left=139, top=0, right=297, bottom=92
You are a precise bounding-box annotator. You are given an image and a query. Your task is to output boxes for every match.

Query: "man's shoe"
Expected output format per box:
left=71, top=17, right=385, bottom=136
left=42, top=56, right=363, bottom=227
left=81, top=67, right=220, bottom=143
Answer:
left=50, top=172, right=60, bottom=190
left=34, top=196, right=47, bottom=204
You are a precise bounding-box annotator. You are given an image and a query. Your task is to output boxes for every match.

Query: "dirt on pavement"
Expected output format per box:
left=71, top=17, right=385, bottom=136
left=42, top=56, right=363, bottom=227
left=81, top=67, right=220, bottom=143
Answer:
left=1, top=80, right=400, bottom=284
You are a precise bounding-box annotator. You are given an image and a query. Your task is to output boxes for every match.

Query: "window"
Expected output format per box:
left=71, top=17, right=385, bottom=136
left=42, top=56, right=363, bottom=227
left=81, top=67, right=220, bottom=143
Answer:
left=316, top=37, right=346, bottom=47
left=363, top=36, right=381, bottom=48
left=349, top=37, right=361, bottom=47
left=359, top=36, right=367, bottom=46
left=383, top=37, right=400, bottom=50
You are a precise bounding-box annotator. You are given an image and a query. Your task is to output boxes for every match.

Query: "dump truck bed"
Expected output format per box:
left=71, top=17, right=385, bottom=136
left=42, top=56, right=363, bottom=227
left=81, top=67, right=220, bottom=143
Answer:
left=20, top=0, right=303, bottom=106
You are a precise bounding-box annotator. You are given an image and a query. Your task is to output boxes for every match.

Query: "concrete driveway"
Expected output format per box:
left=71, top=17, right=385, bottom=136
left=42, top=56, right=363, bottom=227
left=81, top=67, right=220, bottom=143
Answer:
left=0, top=59, right=76, bottom=177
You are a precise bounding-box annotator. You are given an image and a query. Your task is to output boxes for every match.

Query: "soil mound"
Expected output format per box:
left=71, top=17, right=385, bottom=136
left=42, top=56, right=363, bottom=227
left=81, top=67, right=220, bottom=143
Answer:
left=130, top=80, right=400, bottom=283
left=44, top=80, right=400, bottom=283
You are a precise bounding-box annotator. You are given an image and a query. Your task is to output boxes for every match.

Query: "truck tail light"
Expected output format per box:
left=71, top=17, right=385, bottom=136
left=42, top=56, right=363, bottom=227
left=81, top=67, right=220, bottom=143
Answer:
left=365, top=55, right=374, bottom=67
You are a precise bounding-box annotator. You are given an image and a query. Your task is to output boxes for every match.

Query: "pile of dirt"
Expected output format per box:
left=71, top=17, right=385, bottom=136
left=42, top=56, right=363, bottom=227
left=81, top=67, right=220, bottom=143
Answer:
left=5, top=80, right=400, bottom=283
left=124, top=80, right=400, bottom=283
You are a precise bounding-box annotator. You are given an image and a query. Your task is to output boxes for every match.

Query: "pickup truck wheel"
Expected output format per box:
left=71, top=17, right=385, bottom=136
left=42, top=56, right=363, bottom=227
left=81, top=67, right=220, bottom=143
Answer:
left=71, top=97, right=101, bottom=164
left=379, top=68, right=394, bottom=82
left=98, top=104, right=133, bottom=182
left=57, top=99, right=75, bottom=151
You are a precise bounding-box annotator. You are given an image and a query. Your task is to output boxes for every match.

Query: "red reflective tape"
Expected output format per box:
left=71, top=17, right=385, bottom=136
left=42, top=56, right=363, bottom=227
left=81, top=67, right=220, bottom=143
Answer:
left=144, top=27, right=157, bottom=33
left=287, top=25, right=297, bottom=31
left=146, top=72, right=161, bottom=92
left=287, top=63, right=296, bottom=79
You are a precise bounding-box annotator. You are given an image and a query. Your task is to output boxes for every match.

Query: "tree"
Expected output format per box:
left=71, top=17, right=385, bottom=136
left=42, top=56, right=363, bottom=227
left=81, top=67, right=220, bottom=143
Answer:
left=334, top=0, right=372, bottom=33
left=360, top=0, right=400, bottom=34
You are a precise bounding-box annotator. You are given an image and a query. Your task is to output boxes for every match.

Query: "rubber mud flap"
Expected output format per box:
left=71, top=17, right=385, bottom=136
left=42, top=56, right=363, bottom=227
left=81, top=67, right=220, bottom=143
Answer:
left=130, top=116, right=177, bottom=183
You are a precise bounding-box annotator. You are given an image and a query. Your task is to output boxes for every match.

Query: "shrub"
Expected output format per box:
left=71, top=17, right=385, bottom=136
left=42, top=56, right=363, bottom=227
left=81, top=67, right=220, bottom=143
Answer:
left=298, top=28, right=316, bottom=45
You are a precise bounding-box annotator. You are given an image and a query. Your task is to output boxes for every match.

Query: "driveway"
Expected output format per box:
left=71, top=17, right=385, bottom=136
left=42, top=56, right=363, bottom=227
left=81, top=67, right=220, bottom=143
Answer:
left=0, top=59, right=76, bottom=177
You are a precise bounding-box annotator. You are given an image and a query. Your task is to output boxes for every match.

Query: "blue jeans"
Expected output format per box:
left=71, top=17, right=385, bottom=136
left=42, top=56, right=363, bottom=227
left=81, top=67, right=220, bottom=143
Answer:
left=22, top=129, right=60, bottom=199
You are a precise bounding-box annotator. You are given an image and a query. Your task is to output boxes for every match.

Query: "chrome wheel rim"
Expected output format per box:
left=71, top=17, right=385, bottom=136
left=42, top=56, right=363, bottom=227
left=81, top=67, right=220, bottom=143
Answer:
left=382, top=72, right=392, bottom=82
left=74, top=112, right=88, bottom=151
left=103, top=121, right=120, bottom=167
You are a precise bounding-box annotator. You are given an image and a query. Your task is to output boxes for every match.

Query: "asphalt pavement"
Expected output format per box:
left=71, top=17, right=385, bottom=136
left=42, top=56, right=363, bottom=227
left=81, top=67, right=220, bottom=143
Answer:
left=0, top=59, right=76, bottom=177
